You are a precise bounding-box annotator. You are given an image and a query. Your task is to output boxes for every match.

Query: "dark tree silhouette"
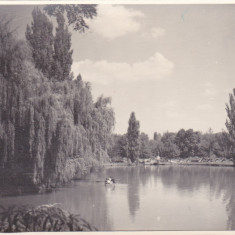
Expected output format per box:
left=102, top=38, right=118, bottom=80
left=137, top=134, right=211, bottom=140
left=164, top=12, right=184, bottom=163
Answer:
left=127, top=112, right=140, bottom=163
left=226, top=88, right=235, bottom=163
left=26, top=8, right=54, bottom=79
left=52, top=13, right=73, bottom=81
left=44, top=5, right=97, bottom=32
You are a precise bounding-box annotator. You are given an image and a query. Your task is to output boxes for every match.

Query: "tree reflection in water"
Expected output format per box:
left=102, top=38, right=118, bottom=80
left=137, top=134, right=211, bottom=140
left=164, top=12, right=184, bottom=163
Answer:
left=104, top=165, right=235, bottom=229
left=105, top=167, right=141, bottom=218
left=127, top=167, right=140, bottom=218
left=1, top=165, right=235, bottom=230
left=152, top=165, right=235, bottom=230
left=105, top=184, right=115, bottom=192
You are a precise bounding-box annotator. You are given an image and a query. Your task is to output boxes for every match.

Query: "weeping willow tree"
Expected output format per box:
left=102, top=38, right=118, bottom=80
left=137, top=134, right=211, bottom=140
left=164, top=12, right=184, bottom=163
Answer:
left=0, top=7, right=115, bottom=190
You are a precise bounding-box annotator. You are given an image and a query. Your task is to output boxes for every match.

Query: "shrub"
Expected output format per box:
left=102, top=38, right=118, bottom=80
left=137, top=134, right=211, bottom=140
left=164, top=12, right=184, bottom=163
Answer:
left=0, top=204, right=96, bottom=232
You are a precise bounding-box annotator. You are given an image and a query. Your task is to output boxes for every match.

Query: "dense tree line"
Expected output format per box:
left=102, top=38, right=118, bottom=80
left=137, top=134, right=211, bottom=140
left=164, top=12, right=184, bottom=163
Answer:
left=109, top=125, right=234, bottom=162
left=110, top=86, right=235, bottom=163
left=0, top=6, right=115, bottom=189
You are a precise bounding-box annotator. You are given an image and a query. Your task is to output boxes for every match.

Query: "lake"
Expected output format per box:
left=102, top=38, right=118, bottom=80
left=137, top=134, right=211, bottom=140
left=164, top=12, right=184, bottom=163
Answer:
left=0, top=165, right=235, bottom=231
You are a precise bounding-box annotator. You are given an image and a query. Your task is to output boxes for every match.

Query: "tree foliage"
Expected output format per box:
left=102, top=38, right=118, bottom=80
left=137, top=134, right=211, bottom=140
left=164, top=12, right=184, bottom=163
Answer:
left=139, top=133, right=151, bottom=159
left=44, top=4, right=97, bottom=32
left=161, top=132, right=180, bottom=159
left=109, top=126, right=233, bottom=162
left=226, top=89, right=235, bottom=162
left=175, top=129, right=201, bottom=158
left=26, top=8, right=73, bottom=81
left=52, top=13, right=73, bottom=81
left=0, top=11, right=114, bottom=189
left=127, top=112, right=140, bottom=163
left=199, top=128, right=218, bottom=158
left=25, top=8, right=54, bottom=79
left=215, top=132, right=233, bottom=159
left=108, top=134, right=128, bottom=161
left=0, top=205, right=96, bottom=232
left=149, top=136, right=164, bottom=157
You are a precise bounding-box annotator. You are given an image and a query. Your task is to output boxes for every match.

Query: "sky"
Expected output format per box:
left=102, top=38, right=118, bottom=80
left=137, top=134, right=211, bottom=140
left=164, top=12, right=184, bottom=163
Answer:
left=1, top=4, right=235, bottom=138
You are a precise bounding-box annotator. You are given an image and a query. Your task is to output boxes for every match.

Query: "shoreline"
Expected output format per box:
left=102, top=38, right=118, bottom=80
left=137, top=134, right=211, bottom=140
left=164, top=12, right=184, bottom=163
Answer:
left=103, top=161, right=234, bottom=168
left=1, top=159, right=233, bottom=197
left=158, top=162, right=234, bottom=167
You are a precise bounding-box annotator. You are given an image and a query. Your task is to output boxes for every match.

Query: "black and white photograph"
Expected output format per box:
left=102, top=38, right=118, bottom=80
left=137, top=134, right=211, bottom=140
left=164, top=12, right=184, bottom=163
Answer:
left=0, top=1, right=235, bottom=232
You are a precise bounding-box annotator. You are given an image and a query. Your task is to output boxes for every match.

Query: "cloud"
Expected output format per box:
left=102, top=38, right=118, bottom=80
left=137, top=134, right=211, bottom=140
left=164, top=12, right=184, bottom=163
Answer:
left=72, top=52, right=174, bottom=85
left=88, top=5, right=144, bottom=39
left=142, top=27, right=165, bottom=39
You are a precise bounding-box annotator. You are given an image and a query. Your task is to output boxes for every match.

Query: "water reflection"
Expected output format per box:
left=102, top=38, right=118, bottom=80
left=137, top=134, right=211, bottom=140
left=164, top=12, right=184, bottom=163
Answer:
left=157, top=166, right=235, bottom=230
left=127, top=167, right=140, bottom=218
left=118, top=165, right=235, bottom=230
left=160, top=166, right=211, bottom=193
left=0, top=180, right=113, bottom=231
left=139, top=166, right=155, bottom=186
left=153, top=166, right=235, bottom=230
left=227, top=191, right=235, bottom=230
left=67, top=182, right=112, bottom=230
left=105, top=184, right=115, bottom=192
left=1, top=165, right=235, bottom=230
left=209, top=167, right=235, bottom=230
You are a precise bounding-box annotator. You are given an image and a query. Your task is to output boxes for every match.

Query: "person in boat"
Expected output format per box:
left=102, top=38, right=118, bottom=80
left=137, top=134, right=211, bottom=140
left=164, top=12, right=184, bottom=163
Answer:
left=105, top=177, right=115, bottom=184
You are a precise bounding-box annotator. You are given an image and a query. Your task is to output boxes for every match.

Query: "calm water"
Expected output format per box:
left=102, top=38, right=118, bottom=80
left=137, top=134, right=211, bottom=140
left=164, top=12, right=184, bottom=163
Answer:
left=1, top=165, right=235, bottom=231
